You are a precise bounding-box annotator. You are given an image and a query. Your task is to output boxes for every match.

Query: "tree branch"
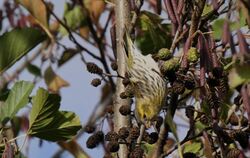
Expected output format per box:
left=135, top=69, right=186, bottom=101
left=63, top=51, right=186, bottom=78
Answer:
left=113, top=0, right=131, bottom=157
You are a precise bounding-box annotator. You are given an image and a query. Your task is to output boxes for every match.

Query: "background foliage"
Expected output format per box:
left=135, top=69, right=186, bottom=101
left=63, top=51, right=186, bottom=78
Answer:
left=0, top=0, right=250, bottom=158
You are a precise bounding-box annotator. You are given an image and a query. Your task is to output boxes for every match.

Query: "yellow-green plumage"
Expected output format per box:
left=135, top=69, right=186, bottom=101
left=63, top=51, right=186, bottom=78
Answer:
left=124, top=34, right=166, bottom=126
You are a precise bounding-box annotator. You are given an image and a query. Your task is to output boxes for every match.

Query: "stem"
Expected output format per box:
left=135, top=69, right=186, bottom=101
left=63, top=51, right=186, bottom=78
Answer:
left=113, top=0, right=131, bottom=157
left=136, top=124, right=145, bottom=145
left=7, top=134, right=27, bottom=143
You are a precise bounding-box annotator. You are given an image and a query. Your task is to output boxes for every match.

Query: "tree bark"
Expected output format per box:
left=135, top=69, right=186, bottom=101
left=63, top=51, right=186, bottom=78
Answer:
left=113, top=0, right=131, bottom=158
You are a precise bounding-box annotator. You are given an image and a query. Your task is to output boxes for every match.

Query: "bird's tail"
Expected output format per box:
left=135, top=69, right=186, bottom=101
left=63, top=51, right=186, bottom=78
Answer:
left=123, top=32, right=135, bottom=68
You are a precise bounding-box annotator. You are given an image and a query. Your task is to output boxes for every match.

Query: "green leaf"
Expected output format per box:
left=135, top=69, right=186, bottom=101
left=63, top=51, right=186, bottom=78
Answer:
left=28, top=88, right=81, bottom=141
left=183, top=142, right=202, bottom=154
left=202, top=4, right=213, bottom=16
left=136, top=11, right=171, bottom=55
left=27, top=64, right=42, bottom=76
left=212, top=18, right=225, bottom=40
left=229, top=64, right=250, bottom=89
left=0, top=28, right=46, bottom=73
left=0, top=88, right=10, bottom=101
left=59, top=3, right=87, bottom=36
left=0, top=81, right=34, bottom=124
left=219, top=103, right=230, bottom=122
left=230, top=9, right=247, bottom=30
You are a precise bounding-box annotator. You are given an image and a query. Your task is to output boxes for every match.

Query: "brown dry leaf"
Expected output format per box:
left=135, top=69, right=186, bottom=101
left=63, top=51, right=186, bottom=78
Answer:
left=239, top=0, right=250, bottom=28
left=203, top=134, right=213, bottom=158
left=85, top=0, right=105, bottom=22
left=18, top=0, right=48, bottom=28
left=79, top=26, right=90, bottom=39
left=58, top=140, right=89, bottom=158
left=44, top=66, right=69, bottom=93
left=49, top=21, right=60, bottom=33
left=163, top=138, right=176, bottom=153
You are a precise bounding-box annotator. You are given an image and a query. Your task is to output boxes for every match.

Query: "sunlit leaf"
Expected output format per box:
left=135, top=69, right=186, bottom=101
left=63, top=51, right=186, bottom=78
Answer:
left=44, top=66, right=70, bottom=93
left=183, top=141, right=202, bottom=154
left=85, top=0, right=105, bottom=22
left=18, top=0, right=48, bottom=28
left=0, top=28, right=46, bottom=73
left=202, top=4, right=213, bottom=16
left=18, top=0, right=53, bottom=39
left=0, top=81, right=34, bottom=124
left=79, top=26, right=90, bottom=39
left=28, top=88, right=81, bottom=141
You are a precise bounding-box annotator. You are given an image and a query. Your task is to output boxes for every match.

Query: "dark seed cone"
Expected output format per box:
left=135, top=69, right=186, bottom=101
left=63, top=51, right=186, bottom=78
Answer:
left=122, top=78, right=130, bottom=86
left=86, top=62, right=103, bottom=75
left=234, top=95, right=243, bottom=106
left=221, top=130, right=233, bottom=144
left=142, top=131, right=149, bottom=141
left=226, top=148, right=241, bottom=158
left=85, top=125, right=96, bottom=134
left=130, top=127, right=140, bottom=140
left=111, top=62, right=118, bottom=71
left=86, top=134, right=99, bottom=149
left=107, top=141, right=120, bottom=153
left=130, top=146, right=144, bottom=158
left=183, top=152, right=198, bottom=158
left=185, top=106, right=194, bottom=119
left=232, top=131, right=249, bottom=149
left=184, top=78, right=195, bottom=90
left=165, top=71, right=177, bottom=83
left=118, top=127, right=130, bottom=139
left=229, top=113, right=240, bottom=126
left=172, top=81, right=185, bottom=94
left=125, top=86, right=135, bottom=98
left=212, top=67, right=224, bottom=78
left=103, top=153, right=113, bottom=158
left=91, top=78, right=101, bottom=87
left=229, top=114, right=248, bottom=127
left=105, top=105, right=114, bottom=114
left=200, top=115, right=211, bottom=125
left=153, top=116, right=163, bottom=131
left=207, top=77, right=220, bottom=87
left=119, top=105, right=131, bottom=116
left=95, top=131, right=104, bottom=142
left=146, top=132, right=159, bottom=144
left=105, top=131, right=119, bottom=142
left=120, top=92, right=128, bottom=99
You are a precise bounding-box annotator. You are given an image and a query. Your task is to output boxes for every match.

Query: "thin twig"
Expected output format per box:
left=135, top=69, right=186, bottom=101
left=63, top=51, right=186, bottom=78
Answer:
left=41, top=0, right=101, bottom=61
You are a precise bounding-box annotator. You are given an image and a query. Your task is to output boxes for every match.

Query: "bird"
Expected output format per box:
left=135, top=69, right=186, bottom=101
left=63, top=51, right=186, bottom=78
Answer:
left=123, top=33, right=166, bottom=127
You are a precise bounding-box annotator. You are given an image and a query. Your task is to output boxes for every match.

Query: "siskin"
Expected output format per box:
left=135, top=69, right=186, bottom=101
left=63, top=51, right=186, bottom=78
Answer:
left=123, top=33, right=166, bottom=127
